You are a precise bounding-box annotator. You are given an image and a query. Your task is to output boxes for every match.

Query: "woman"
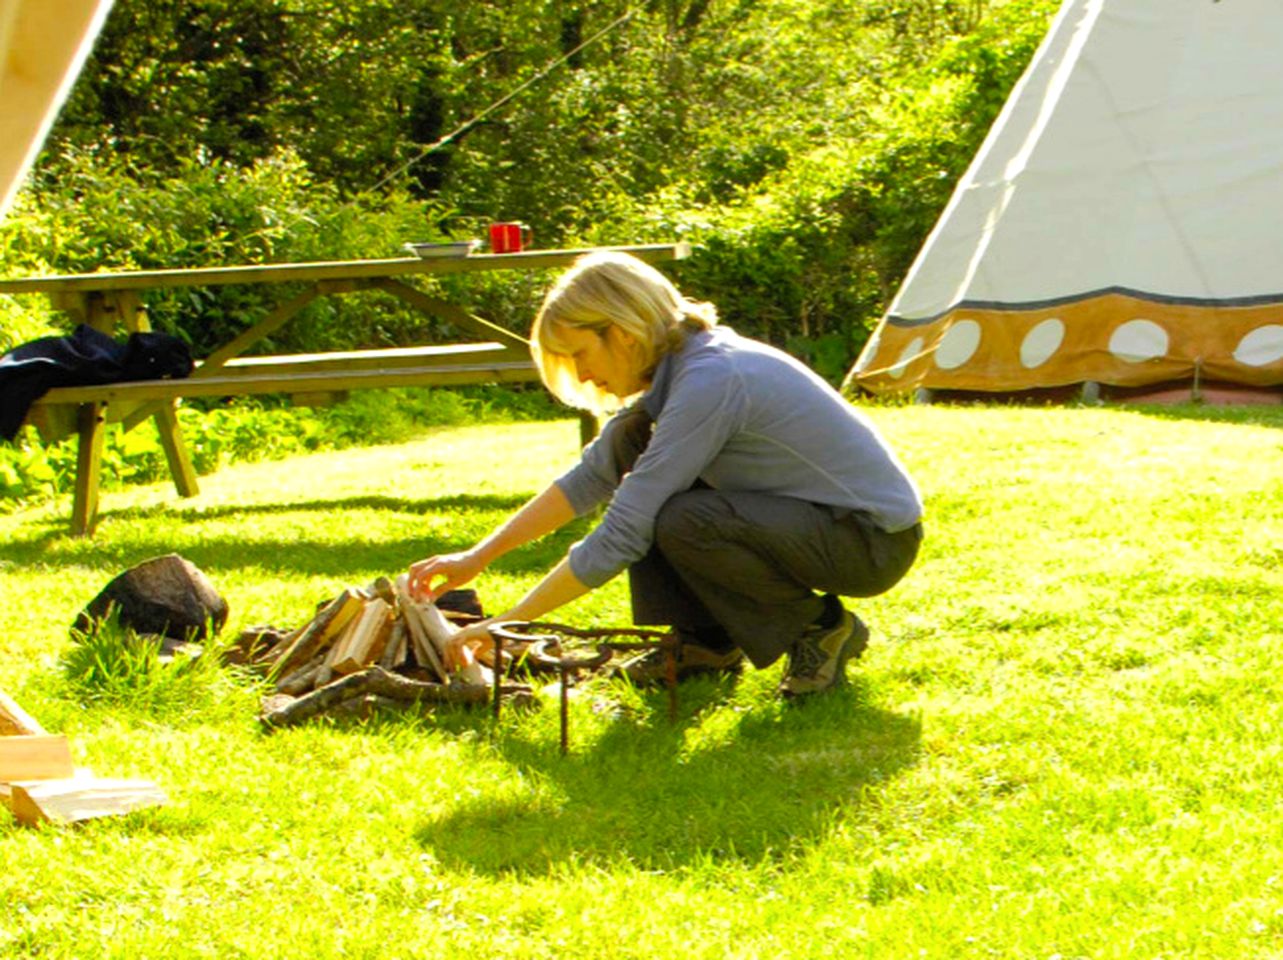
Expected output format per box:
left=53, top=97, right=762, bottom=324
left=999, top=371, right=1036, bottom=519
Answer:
left=408, top=251, right=923, bottom=698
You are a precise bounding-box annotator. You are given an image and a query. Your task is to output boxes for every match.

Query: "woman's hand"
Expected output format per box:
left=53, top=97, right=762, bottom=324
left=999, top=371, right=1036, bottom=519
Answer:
left=407, top=550, right=486, bottom=602
left=444, top=618, right=498, bottom=671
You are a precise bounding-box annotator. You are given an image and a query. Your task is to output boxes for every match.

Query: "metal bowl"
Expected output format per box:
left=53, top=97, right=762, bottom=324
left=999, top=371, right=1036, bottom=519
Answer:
left=402, top=239, right=481, bottom=259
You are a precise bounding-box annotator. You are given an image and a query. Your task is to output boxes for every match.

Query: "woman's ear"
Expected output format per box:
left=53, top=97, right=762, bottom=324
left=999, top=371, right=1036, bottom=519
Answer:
left=608, top=325, right=638, bottom=349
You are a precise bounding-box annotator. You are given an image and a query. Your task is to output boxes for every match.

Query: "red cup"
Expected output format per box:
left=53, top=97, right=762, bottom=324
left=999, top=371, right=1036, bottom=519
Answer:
left=488, top=221, right=531, bottom=254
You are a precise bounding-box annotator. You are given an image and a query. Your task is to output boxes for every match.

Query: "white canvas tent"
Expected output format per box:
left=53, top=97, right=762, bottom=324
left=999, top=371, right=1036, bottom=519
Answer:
left=0, top=0, right=114, bottom=221
left=847, top=0, right=1283, bottom=400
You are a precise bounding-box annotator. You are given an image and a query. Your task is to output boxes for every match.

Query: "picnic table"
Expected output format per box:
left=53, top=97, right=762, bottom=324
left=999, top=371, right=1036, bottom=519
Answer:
left=0, top=242, right=691, bottom=535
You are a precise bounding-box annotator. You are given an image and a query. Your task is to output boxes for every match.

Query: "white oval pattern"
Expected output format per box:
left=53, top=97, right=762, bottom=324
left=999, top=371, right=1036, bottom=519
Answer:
left=889, top=337, right=925, bottom=379
left=1233, top=325, right=1283, bottom=367
left=1020, top=318, right=1065, bottom=369
left=1108, top=319, right=1168, bottom=363
left=934, top=320, right=981, bottom=370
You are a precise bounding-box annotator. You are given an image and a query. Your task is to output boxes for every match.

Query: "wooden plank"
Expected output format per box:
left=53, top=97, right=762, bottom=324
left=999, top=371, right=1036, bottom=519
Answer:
left=0, top=690, right=46, bottom=736
left=32, top=360, right=539, bottom=406
left=0, top=735, right=74, bottom=781
left=7, top=777, right=167, bottom=826
left=199, top=286, right=323, bottom=372
left=371, top=277, right=532, bottom=352
left=0, top=244, right=691, bottom=294
left=218, top=342, right=514, bottom=373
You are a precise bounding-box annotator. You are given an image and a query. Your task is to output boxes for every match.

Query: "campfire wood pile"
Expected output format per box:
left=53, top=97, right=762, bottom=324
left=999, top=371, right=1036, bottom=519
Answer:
left=231, top=576, right=537, bottom=728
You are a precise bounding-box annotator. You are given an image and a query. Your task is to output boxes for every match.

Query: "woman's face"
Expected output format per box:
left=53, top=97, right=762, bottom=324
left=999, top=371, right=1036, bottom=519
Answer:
left=556, top=324, right=648, bottom=400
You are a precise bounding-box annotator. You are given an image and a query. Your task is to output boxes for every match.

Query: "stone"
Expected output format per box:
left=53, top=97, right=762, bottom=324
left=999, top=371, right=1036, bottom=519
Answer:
left=74, top=553, right=228, bottom=642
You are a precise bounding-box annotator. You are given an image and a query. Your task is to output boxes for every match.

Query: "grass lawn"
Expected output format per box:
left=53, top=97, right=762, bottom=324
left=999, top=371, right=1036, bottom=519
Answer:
left=2, top=402, right=1283, bottom=958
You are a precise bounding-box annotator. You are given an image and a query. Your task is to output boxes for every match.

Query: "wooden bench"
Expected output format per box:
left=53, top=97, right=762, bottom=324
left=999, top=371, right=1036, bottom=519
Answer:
left=3, top=243, right=690, bottom=535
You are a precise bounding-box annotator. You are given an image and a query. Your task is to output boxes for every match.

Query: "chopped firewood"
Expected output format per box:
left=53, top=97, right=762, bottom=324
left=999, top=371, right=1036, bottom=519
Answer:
left=378, top=620, right=408, bottom=670
left=259, top=665, right=534, bottom=729
left=333, top=598, right=393, bottom=675
left=0, top=689, right=46, bottom=737
left=270, top=587, right=364, bottom=678
left=247, top=580, right=512, bottom=723
left=0, top=735, right=74, bottom=781
left=394, top=575, right=449, bottom=682
left=363, top=576, right=397, bottom=605
left=226, top=625, right=300, bottom=667
left=7, top=776, right=167, bottom=826
left=276, top=658, right=327, bottom=696
left=411, top=589, right=492, bottom=685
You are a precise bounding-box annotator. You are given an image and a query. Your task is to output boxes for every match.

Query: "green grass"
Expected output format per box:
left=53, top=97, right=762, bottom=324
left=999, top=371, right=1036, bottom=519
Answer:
left=2, top=404, right=1283, bottom=958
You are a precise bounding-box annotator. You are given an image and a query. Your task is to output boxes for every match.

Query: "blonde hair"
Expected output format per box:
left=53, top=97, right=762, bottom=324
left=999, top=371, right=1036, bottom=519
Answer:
left=531, top=251, right=717, bottom=413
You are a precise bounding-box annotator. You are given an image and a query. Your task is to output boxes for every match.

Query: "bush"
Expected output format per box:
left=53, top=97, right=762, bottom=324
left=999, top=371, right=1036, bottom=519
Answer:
left=604, top=0, right=1058, bottom=382
left=57, top=609, right=244, bottom=724
left=4, top=147, right=482, bottom=356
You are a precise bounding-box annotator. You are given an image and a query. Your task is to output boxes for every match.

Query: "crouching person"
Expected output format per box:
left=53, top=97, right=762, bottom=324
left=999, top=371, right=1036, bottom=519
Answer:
left=408, top=251, right=923, bottom=698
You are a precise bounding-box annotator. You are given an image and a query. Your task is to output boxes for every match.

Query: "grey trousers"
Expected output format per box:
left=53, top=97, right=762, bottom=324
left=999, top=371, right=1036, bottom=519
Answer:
left=607, top=407, right=922, bottom=669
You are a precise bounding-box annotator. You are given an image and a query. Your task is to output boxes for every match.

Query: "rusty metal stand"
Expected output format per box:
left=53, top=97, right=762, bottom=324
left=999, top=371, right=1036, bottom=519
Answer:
left=487, top=621, right=679, bottom=754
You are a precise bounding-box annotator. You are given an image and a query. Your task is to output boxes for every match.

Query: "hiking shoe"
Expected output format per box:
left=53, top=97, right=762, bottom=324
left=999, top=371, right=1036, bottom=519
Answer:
left=777, top=609, right=869, bottom=699
left=613, top=639, right=744, bottom=686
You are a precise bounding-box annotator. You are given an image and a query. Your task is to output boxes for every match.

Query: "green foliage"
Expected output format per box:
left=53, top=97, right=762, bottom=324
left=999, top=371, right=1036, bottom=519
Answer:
left=640, top=0, right=1058, bottom=371
left=58, top=609, right=243, bottom=723
left=7, top=147, right=468, bottom=357
left=3, top=0, right=1061, bottom=389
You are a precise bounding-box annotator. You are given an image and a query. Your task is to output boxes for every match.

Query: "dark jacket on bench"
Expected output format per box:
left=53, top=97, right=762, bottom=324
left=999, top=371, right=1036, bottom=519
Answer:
left=0, top=324, right=193, bottom=441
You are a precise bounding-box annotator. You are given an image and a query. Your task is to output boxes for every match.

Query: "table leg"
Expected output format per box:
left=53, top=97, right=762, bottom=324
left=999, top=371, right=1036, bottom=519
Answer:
left=70, top=402, right=106, bottom=537
left=116, top=295, right=199, bottom=500
left=153, top=403, right=199, bottom=498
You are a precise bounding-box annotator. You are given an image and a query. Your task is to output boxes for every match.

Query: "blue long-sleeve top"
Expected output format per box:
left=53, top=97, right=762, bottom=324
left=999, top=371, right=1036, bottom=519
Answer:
left=554, top=325, right=924, bottom=588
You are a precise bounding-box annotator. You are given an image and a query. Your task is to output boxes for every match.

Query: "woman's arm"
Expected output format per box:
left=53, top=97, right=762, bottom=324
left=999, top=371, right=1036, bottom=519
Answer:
left=407, top=481, right=576, bottom=600
left=448, top=557, right=590, bottom=662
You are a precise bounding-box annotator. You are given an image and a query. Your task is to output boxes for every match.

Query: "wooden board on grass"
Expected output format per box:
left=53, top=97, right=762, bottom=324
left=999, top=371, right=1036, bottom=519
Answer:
left=7, top=777, right=167, bottom=826
left=0, top=735, right=74, bottom=782
left=0, top=689, right=47, bottom=736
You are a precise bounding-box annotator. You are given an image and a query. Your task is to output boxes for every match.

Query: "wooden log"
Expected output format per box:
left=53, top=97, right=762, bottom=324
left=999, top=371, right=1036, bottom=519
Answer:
left=276, top=658, right=326, bottom=696
left=259, top=666, right=534, bottom=729
left=378, top=620, right=408, bottom=670
left=270, top=588, right=364, bottom=678
left=0, top=735, right=74, bottom=781
left=394, top=576, right=448, bottom=682
left=364, top=576, right=397, bottom=605
left=249, top=626, right=305, bottom=669
left=412, top=592, right=491, bottom=685
left=361, top=610, right=394, bottom=669
left=313, top=607, right=365, bottom=687
left=0, top=690, right=46, bottom=736
left=333, top=599, right=392, bottom=675
left=7, top=777, right=167, bottom=826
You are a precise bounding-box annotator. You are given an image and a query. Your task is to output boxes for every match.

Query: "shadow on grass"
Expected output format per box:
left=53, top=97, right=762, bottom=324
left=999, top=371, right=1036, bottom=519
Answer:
left=1, top=492, right=588, bottom=581
left=1116, top=401, right=1283, bottom=428
left=414, top=675, right=921, bottom=875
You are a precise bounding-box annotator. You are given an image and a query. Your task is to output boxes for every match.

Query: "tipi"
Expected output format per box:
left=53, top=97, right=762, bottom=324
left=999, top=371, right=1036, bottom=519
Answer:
left=846, top=0, right=1283, bottom=402
left=0, top=0, right=114, bottom=221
